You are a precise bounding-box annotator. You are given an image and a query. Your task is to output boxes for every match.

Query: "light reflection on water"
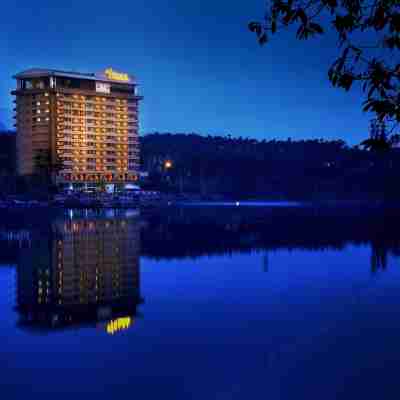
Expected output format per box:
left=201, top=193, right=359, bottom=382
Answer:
left=1, top=207, right=400, bottom=399
left=177, top=201, right=303, bottom=207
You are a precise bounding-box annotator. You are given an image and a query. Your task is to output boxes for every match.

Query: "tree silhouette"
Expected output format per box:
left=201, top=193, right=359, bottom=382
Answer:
left=140, top=132, right=400, bottom=200
left=361, top=118, right=400, bottom=150
left=33, top=149, right=63, bottom=182
left=249, top=0, right=400, bottom=139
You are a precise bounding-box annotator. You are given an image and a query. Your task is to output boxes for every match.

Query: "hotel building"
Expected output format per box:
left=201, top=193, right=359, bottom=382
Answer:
left=12, top=68, right=142, bottom=186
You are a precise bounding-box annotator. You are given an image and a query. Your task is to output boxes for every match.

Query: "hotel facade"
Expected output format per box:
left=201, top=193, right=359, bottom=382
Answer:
left=12, top=68, right=142, bottom=187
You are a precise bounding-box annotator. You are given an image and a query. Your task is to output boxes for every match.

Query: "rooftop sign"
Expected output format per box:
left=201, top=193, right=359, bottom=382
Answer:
left=14, top=68, right=135, bottom=85
left=104, top=68, right=130, bottom=82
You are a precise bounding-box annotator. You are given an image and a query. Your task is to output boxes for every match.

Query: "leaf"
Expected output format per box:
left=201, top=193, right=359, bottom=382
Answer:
left=282, top=10, right=295, bottom=25
left=296, top=8, right=308, bottom=25
left=258, top=33, right=268, bottom=45
left=368, top=85, right=377, bottom=98
left=373, top=7, right=386, bottom=30
left=248, top=22, right=261, bottom=35
left=309, top=22, right=324, bottom=34
left=390, top=13, right=400, bottom=33
left=384, top=36, right=396, bottom=49
left=339, top=73, right=354, bottom=91
left=350, top=46, right=362, bottom=62
left=271, top=20, right=277, bottom=34
left=336, top=55, right=346, bottom=72
left=324, top=0, right=338, bottom=12
left=330, top=70, right=339, bottom=86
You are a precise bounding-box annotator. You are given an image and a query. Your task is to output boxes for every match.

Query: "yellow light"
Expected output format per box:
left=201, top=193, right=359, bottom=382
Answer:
left=106, top=317, right=132, bottom=335
left=164, top=160, right=172, bottom=169
left=104, top=68, right=130, bottom=82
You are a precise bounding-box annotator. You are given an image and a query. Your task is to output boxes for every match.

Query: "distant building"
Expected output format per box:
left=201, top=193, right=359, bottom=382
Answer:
left=12, top=68, right=143, bottom=187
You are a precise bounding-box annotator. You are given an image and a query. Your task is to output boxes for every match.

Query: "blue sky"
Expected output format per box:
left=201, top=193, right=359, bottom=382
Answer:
left=0, top=0, right=370, bottom=143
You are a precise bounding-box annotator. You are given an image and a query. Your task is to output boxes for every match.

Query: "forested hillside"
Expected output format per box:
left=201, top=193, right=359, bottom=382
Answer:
left=141, top=133, right=400, bottom=200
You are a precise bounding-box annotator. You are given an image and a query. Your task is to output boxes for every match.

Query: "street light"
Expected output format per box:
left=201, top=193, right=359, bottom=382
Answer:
left=164, top=160, right=173, bottom=169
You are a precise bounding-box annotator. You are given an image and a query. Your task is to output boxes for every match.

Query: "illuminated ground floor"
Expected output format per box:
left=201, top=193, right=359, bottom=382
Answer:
left=58, top=172, right=138, bottom=183
left=59, top=181, right=141, bottom=193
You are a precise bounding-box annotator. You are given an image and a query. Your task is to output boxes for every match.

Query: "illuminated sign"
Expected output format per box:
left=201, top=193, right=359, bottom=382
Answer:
left=96, top=82, right=110, bottom=94
left=104, top=68, right=130, bottom=82
left=106, top=317, right=132, bottom=335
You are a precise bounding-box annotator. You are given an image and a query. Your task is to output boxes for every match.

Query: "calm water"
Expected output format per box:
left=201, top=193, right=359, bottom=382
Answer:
left=1, top=206, right=400, bottom=399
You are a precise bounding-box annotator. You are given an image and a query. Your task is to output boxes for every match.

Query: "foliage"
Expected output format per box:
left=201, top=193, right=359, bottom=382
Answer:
left=0, top=132, right=16, bottom=174
left=33, top=149, right=64, bottom=179
left=361, top=118, right=400, bottom=150
left=141, top=132, right=400, bottom=200
left=249, top=0, right=400, bottom=138
left=33, top=149, right=51, bottom=176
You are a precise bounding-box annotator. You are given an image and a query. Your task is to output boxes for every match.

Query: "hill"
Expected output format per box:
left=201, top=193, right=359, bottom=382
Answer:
left=140, top=133, right=400, bottom=200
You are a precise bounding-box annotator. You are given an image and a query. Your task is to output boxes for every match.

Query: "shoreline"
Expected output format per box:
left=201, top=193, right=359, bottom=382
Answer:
left=0, top=198, right=398, bottom=211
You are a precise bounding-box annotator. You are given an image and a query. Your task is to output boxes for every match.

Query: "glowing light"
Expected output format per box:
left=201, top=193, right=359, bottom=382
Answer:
left=164, top=160, right=172, bottom=169
left=104, top=68, right=130, bottom=82
left=106, top=317, right=132, bottom=335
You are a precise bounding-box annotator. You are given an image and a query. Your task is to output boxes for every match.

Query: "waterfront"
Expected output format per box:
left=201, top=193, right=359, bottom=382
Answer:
left=2, top=205, right=400, bottom=399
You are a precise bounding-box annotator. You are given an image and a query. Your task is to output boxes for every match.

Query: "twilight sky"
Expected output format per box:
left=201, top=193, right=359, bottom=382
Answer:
left=0, top=0, right=370, bottom=143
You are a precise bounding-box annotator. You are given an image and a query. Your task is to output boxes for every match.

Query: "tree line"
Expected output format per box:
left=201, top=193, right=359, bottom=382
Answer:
left=140, top=132, right=400, bottom=200
left=2, top=130, right=400, bottom=200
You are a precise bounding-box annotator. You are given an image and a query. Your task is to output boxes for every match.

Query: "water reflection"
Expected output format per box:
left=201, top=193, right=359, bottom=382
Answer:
left=16, top=213, right=142, bottom=334
left=2, top=206, right=400, bottom=398
left=140, top=207, right=400, bottom=275
left=1, top=206, right=400, bottom=334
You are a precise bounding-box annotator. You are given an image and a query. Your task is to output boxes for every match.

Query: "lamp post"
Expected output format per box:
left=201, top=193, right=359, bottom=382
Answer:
left=162, top=159, right=173, bottom=189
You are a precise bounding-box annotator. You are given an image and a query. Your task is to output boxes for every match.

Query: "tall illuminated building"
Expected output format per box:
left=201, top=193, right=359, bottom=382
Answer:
left=12, top=68, right=142, bottom=188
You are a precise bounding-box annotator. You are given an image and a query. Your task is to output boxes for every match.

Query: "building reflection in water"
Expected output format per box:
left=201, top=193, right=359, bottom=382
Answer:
left=16, top=213, right=142, bottom=334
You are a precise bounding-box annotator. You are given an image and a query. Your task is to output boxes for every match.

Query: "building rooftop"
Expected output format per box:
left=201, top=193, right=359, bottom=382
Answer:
left=13, top=68, right=135, bottom=84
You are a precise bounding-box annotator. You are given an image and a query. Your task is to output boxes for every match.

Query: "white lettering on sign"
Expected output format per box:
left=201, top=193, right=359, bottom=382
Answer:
left=96, top=82, right=110, bottom=94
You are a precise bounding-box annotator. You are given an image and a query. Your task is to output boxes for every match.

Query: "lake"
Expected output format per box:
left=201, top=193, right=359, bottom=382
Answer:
left=1, top=205, right=400, bottom=399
